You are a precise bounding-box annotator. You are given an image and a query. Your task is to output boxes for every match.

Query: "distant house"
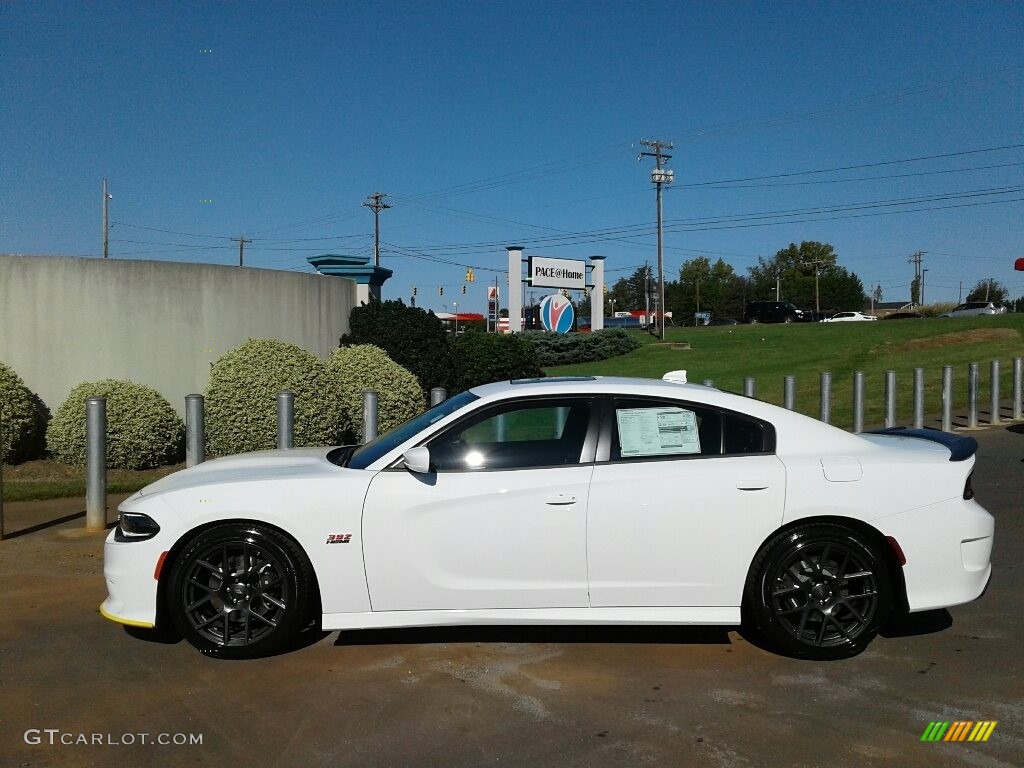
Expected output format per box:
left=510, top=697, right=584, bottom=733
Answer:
left=864, top=300, right=912, bottom=318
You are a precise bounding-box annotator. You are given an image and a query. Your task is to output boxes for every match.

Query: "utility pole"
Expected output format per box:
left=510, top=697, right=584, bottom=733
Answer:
left=921, top=269, right=929, bottom=305
left=363, top=192, right=391, bottom=267
left=643, top=262, right=651, bottom=331
left=102, top=178, right=112, bottom=258
left=232, top=236, right=252, bottom=267
left=805, top=260, right=826, bottom=317
left=639, top=139, right=674, bottom=340
left=775, top=273, right=781, bottom=301
left=908, top=250, right=925, bottom=305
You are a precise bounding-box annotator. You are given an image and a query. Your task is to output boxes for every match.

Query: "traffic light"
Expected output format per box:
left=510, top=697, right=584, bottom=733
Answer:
left=461, top=285, right=466, bottom=295
left=412, top=286, right=417, bottom=296
left=439, top=286, right=444, bottom=296
left=465, top=267, right=475, bottom=283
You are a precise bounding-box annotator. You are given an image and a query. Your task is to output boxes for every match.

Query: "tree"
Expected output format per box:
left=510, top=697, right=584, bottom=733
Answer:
left=872, top=285, right=883, bottom=304
left=671, top=257, right=745, bottom=322
left=748, top=241, right=865, bottom=312
left=606, top=266, right=652, bottom=314
left=966, top=279, right=1008, bottom=305
left=910, top=276, right=921, bottom=306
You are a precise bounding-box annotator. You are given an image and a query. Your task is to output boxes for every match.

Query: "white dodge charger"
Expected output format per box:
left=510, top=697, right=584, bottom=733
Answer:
left=102, top=373, right=993, bottom=660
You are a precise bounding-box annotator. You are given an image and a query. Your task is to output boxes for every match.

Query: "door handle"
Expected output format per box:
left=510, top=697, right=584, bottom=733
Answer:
left=545, top=494, right=577, bottom=505
left=736, top=482, right=769, bottom=491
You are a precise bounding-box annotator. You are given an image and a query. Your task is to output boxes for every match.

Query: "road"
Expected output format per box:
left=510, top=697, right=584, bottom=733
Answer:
left=1, top=426, right=1021, bottom=768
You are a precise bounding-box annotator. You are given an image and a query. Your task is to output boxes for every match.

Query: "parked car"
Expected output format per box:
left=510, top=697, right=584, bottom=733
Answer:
left=707, top=317, right=740, bottom=326
left=820, top=311, right=878, bottom=323
left=102, top=374, right=993, bottom=661
left=882, top=311, right=925, bottom=320
left=940, top=302, right=1007, bottom=318
left=745, top=301, right=809, bottom=324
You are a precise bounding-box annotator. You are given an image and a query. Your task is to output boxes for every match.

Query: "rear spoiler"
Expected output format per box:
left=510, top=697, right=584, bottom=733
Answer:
left=867, top=427, right=978, bottom=461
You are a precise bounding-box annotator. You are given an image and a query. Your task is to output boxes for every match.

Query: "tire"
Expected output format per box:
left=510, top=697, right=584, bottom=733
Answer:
left=748, top=317, right=759, bottom=325
left=167, top=524, right=316, bottom=659
left=743, top=523, right=891, bottom=660
left=783, top=315, right=795, bottom=324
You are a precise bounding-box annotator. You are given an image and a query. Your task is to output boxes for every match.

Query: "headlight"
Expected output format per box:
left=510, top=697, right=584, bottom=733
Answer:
left=115, top=511, right=161, bottom=542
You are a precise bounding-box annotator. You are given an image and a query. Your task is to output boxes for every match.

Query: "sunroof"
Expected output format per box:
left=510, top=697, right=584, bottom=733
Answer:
left=510, top=376, right=596, bottom=384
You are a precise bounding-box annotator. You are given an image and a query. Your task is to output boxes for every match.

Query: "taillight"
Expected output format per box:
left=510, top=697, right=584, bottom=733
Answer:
left=886, top=536, right=907, bottom=567
left=963, top=473, right=974, bottom=500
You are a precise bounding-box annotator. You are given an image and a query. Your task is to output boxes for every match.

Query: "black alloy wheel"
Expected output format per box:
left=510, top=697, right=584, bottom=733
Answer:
left=745, top=524, right=891, bottom=659
left=168, top=524, right=315, bottom=659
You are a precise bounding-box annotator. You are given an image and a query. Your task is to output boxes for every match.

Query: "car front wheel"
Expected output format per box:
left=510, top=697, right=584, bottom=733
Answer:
left=167, top=524, right=315, bottom=659
left=744, top=523, right=891, bottom=659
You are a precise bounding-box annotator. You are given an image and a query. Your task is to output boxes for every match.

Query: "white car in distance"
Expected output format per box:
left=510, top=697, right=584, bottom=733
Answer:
left=940, top=301, right=1007, bottom=318
left=821, top=311, right=878, bottom=322
left=102, top=373, right=993, bottom=661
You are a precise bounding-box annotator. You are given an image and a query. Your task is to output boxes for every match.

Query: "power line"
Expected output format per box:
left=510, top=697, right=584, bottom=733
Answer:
left=672, top=143, right=1024, bottom=189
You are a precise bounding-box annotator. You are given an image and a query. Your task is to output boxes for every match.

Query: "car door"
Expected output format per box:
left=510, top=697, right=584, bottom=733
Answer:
left=587, top=396, right=786, bottom=607
left=362, top=396, right=598, bottom=612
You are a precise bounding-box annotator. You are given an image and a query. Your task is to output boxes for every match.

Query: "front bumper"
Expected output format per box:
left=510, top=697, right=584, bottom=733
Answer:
left=101, top=525, right=165, bottom=629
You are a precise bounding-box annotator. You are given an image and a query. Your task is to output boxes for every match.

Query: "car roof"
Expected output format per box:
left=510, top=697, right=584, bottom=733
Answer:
left=469, top=375, right=716, bottom=399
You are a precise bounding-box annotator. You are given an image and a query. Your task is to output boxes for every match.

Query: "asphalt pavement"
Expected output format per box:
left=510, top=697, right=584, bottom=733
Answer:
left=0, top=426, right=1021, bottom=768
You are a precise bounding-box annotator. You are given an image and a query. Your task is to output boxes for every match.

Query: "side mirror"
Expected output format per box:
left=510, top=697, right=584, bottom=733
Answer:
left=402, top=447, right=431, bottom=474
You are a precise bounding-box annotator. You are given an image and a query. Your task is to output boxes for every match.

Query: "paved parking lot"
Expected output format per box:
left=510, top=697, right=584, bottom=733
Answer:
left=1, top=427, right=1021, bottom=768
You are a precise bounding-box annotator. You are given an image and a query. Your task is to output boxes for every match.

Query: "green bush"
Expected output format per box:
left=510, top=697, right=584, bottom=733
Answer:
left=206, top=339, right=339, bottom=455
left=325, top=345, right=425, bottom=442
left=0, top=362, right=48, bottom=463
left=524, top=328, right=641, bottom=366
left=47, top=379, right=184, bottom=469
left=341, top=299, right=454, bottom=392
left=450, top=333, right=544, bottom=392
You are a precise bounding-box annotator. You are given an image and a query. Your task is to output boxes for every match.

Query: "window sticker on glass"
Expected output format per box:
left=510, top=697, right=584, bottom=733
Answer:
left=617, top=407, right=700, bottom=456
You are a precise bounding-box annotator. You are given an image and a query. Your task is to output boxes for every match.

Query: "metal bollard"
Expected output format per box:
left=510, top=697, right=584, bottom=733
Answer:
left=990, top=360, right=1001, bottom=425
left=430, top=387, right=447, bottom=407
left=702, top=379, right=715, bottom=388
left=967, top=363, right=979, bottom=429
left=913, top=368, right=925, bottom=429
left=277, top=391, right=295, bottom=450
left=783, top=376, right=796, bottom=410
left=1013, top=358, right=1023, bottom=421
left=185, top=394, right=205, bottom=467
left=743, top=377, right=756, bottom=398
left=853, top=372, right=865, bottom=433
left=362, top=390, right=379, bottom=443
left=85, top=397, right=107, bottom=532
left=884, top=370, right=896, bottom=428
left=820, top=372, right=832, bottom=424
left=941, top=366, right=953, bottom=432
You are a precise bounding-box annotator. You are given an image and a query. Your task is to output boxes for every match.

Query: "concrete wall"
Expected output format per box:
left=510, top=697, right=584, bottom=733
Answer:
left=0, top=255, right=355, bottom=416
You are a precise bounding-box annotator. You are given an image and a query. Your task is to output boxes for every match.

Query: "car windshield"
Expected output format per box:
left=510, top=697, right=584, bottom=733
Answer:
left=342, top=389, right=480, bottom=469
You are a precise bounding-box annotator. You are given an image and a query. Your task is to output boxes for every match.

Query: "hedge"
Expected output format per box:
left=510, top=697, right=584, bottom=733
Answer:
left=523, top=328, right=641, bottom=367
left=47, top=379, right=184, bottom=469
left=326, top=345, right=425, bottom=442
left=450, top=333, right=544, bottom=392
left=0, top=362, right=48, bottom=463
left=205, top=339, right=339, bottom=455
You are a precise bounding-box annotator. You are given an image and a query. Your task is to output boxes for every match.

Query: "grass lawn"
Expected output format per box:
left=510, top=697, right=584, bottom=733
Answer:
left=546, top=315, right=1024, bottom=429
left=0, top=460, right=181, bottom=503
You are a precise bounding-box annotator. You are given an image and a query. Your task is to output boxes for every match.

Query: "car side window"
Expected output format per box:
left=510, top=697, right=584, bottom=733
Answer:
left=610, top=398, right=774, bottom=461
left=427, top=398, right=593, bottom=471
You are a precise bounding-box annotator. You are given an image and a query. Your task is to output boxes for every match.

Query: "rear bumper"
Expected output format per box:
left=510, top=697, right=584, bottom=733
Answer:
left=876, top=497, right=994, bottom=612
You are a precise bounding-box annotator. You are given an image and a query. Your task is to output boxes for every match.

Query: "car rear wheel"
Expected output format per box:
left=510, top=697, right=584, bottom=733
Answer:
left=744, top=523, right=891, bottom=659
left=167, top=524, right=315, bottom=659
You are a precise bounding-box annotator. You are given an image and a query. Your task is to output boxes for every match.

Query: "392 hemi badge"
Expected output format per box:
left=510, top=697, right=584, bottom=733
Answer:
left=326, top=533, right=353, bottom=544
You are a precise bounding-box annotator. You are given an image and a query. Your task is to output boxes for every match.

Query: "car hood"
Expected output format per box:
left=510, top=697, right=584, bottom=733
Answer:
left=137, top=447, right=347, bottom=497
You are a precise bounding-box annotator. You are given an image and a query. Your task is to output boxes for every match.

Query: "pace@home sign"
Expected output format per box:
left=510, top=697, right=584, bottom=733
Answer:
left=529, top=256, right=586, bottom=290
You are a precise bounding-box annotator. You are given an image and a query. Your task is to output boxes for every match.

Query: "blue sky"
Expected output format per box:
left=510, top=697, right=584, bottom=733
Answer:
left=2, top=1, right=1022, bottom=311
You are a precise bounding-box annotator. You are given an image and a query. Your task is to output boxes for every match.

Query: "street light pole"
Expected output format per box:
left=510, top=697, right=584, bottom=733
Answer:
left=640, top=140, right=674, bottom=341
